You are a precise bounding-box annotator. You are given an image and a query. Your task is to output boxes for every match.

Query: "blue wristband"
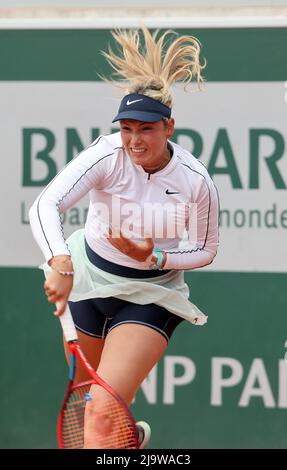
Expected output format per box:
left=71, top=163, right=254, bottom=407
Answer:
left=149, top=248, right=164, bottom=270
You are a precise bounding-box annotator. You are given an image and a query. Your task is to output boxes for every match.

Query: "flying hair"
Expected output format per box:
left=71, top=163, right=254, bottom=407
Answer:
left=102, top=26, right=206, bottom=108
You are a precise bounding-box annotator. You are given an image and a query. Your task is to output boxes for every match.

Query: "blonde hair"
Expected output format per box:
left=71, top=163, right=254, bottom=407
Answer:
left=102, top=26, right=206, bottom=108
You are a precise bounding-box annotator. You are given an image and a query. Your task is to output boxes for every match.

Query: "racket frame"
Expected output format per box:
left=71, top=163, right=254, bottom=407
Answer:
left=57, top=340, right=139, bottom=449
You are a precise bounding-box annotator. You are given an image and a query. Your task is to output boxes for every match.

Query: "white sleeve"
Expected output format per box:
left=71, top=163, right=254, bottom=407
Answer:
left=163, top=175, right=219, bottom=270
left=29, top=137, right=110, bottom=262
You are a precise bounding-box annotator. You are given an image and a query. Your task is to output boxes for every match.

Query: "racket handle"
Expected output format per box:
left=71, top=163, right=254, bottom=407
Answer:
left=58, top=304, right=78, bottom=342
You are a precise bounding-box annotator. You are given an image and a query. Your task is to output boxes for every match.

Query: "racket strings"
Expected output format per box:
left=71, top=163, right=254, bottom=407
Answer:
left=61, top=384, right=138, bottom=449
left=61, top=384, right=90, bottom=448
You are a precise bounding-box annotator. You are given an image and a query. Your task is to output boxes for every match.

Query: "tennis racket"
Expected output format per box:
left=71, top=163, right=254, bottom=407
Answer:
left=57, top=306, right=139, bottom=449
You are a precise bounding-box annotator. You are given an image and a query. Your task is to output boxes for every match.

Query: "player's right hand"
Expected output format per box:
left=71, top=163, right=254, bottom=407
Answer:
left=44, top=270, right=73, bottom=316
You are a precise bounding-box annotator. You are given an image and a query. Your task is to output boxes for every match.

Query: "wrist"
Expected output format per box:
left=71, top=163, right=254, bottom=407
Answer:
left=50, top=267, right=74, bottom=276
left=49, top=255, right=72, bottom=267
left=148, top=248, right=166, bottom=270
left=48, top=255, right=74, bottom=275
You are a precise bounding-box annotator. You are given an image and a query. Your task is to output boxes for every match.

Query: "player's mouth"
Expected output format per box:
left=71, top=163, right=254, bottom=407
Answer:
left=130, top=147, right=146, bottom=154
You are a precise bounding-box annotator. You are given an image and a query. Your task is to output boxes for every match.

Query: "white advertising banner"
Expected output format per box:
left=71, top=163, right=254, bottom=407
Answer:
left=1, top=81, right=286, bottom=271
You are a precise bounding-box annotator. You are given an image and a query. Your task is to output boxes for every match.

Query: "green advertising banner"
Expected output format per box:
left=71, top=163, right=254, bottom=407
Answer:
left=0, top=26, right=287, bottom=449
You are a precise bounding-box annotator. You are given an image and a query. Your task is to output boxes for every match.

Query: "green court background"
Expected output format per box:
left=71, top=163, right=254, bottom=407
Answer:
left=1, top=27, right=287, bottom=449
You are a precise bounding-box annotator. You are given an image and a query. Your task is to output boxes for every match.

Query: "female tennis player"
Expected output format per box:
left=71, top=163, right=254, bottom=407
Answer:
left=29, top=26, right=219, bottom=449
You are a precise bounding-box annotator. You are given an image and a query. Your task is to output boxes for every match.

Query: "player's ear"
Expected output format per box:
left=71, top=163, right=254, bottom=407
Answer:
left=166, top=118, right=175, bottom=138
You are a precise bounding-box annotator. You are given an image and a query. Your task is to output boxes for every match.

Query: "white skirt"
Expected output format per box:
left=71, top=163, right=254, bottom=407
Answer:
left=41, top=229, right=208, bottom=326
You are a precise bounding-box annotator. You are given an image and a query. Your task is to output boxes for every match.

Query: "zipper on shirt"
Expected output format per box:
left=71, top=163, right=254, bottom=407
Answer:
left=147, top=173, right=151, bottom=181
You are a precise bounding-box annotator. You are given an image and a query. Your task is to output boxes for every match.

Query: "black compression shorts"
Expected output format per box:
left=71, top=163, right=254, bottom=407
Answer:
left=68, top=296, right=184, bottom=343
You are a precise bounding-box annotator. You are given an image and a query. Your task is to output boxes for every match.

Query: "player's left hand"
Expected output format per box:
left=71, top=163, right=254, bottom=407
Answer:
left=107, top=227, right=154, bottom=262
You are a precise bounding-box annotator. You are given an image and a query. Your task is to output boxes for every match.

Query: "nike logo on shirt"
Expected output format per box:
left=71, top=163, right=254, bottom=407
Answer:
left=166, top=189, right=180, bottom=195
left=126, top=99, right=144, bottom=106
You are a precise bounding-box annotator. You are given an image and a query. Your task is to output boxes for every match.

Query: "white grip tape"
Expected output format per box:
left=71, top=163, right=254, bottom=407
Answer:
left=58, top=304, right=78, bottom=342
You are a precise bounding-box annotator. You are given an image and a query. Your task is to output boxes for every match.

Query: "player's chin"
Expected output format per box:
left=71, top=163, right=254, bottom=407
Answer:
left=129, top=152, right=149, bottom=165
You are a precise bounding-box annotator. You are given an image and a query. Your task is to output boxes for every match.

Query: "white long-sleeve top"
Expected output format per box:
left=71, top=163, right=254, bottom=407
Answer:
left=29, top=132, right=219, bottom=271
